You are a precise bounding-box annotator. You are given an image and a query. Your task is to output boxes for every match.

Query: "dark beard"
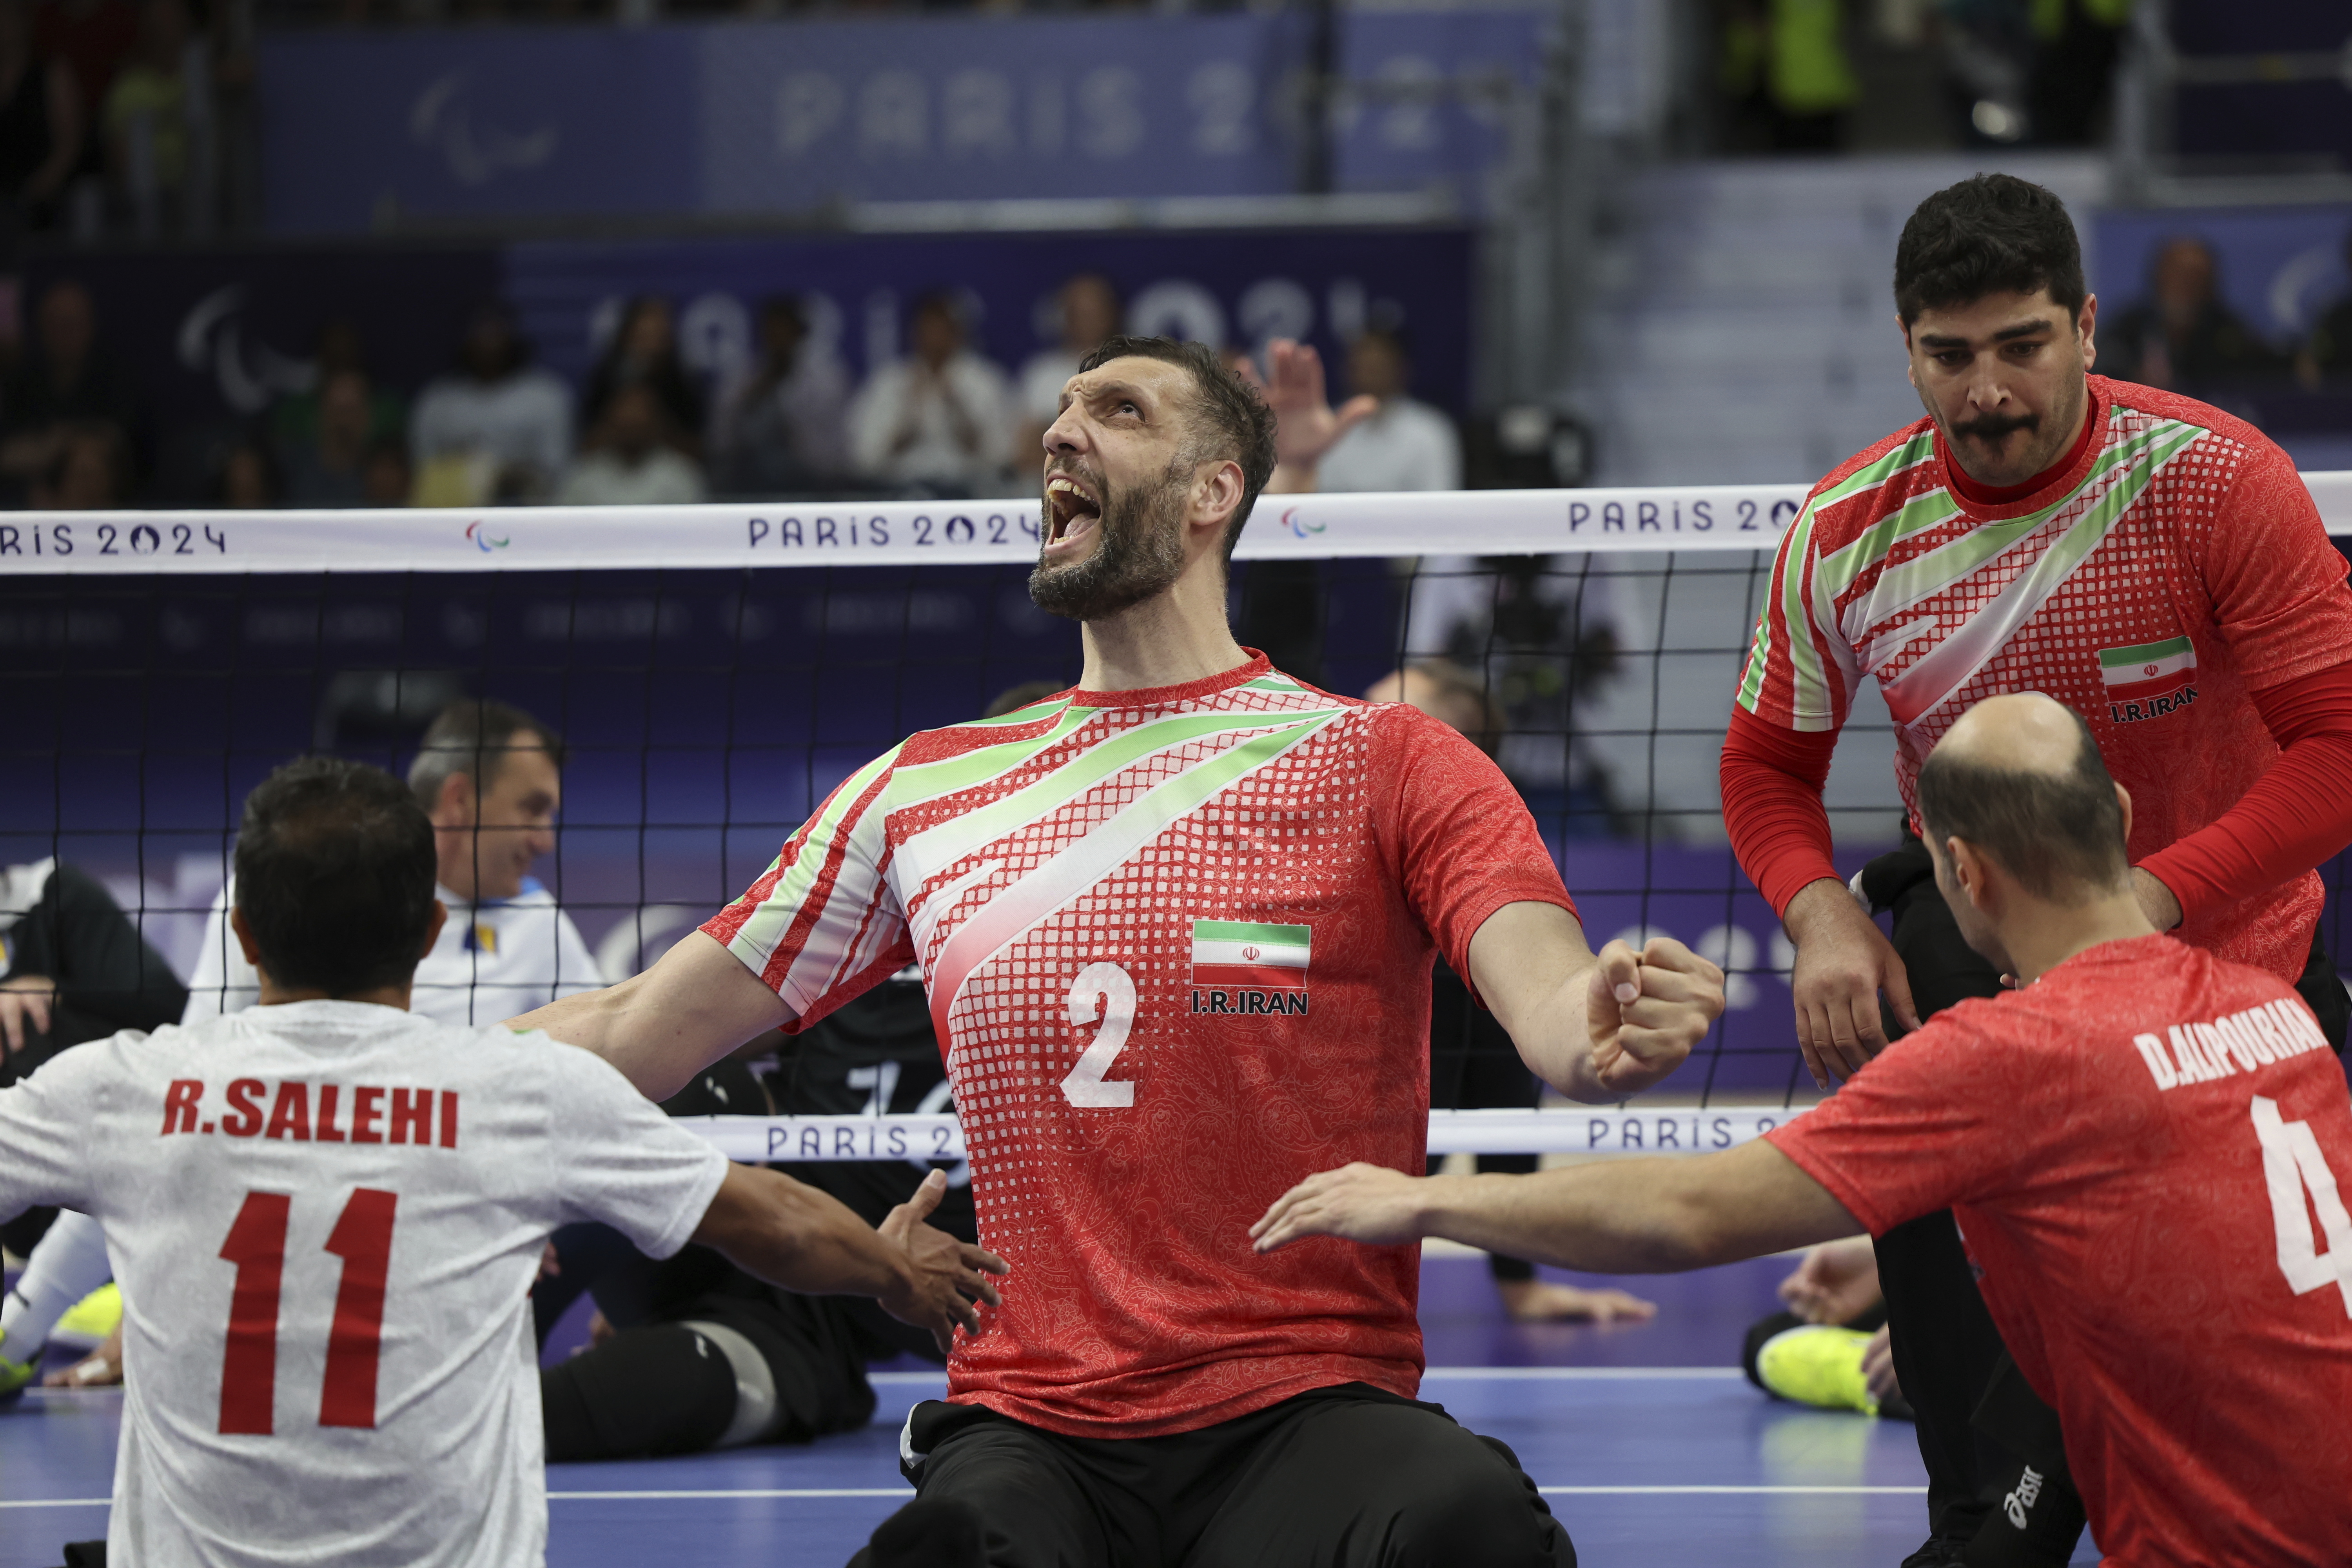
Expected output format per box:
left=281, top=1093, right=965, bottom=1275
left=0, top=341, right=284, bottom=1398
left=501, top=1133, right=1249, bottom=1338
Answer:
left=1028, top=458, right=1190, bottom=622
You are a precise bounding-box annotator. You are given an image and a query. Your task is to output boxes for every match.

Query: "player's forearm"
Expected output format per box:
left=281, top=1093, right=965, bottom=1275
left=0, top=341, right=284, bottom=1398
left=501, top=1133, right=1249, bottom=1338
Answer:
left=1510, top=965, right=1614, bottom=1104
left=695, top=1166, right=914, bottom=1301
left=1416, top=1165, right=1723, bottom=1272
left=1720, top=709, right=1842, bottom=918
left=1420, top=1152, right=1839, bottom=1273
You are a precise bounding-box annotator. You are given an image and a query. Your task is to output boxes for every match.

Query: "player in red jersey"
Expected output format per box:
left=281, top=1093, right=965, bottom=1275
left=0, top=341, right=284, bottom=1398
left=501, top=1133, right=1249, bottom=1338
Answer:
left=1717, top=173, right=2352, bottom=1564
left=513, top=335, right=1726, bottom=1567
left=1259, top=692, right=2352, bottom=1568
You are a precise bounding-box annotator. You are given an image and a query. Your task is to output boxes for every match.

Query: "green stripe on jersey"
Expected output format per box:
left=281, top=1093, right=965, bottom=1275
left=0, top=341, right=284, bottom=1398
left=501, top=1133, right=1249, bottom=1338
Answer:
left=1192, top=919, right=1311, bottom=945
left=2099, top=635, right=2192, bottom=668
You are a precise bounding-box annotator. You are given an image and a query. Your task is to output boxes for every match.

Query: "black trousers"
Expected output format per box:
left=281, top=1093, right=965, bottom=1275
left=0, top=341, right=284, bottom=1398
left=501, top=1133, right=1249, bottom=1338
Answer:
left=1866, top=839, right=2352, bottom=1546
left=852, top=1383, right=1575, bottom=1568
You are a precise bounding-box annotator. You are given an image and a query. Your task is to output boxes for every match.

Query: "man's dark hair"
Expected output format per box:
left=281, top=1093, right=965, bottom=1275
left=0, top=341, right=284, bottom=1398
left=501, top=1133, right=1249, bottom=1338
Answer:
left=234, top=756, right=437, bottom=995
left=1915, top=708, right=2127, bottom=904
left=1893, top=174, right=2087, bottom=327
left=1075, top=334, right=1278, bottom=563
left=407, top=699, right=564, bottom=814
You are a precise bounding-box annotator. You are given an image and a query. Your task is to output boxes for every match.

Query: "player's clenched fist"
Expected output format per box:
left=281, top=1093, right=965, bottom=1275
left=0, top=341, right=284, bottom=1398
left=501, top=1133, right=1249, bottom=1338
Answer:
left=1587, top=936, right=1724, bottom=1094
left=879, top=1169, right=1012, bottom=1354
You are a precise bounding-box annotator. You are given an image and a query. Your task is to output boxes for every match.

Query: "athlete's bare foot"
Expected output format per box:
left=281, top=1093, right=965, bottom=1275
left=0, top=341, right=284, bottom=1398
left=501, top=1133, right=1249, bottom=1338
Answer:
left=1495, top=1279, right=1657, bottom=1323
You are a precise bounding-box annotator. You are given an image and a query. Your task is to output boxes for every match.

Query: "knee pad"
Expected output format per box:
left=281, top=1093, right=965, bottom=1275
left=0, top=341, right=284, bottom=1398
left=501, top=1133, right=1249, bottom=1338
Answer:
left=539, top=1323, right=738, bottom=1463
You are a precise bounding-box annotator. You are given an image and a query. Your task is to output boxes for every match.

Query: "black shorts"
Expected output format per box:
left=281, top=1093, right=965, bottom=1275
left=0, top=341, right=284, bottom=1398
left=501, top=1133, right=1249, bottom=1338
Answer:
left=861, top=1382, right=1576, bottom=1568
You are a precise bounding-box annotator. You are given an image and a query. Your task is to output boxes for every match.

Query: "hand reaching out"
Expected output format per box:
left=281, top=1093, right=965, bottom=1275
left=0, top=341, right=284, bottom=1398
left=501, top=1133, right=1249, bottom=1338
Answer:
left=1586, top=937, right=1724, bottom=1095
left=1234, top=339, right=1377, bottom=482
left=0, top=974, right=55, bottom=1056
left=876, top=1169, right=1011, bottom=1356
left=1250, top=1162, right=1427, bottom=1254
left=1776, top=1235, right=1881, bottom=1325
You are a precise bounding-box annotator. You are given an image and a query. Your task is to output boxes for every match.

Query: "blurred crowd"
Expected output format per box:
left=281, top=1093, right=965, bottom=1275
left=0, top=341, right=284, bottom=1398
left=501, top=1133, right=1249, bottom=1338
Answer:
left=1714, top=0, right=2133, bottom=154
left=10, top=226, right=2351, bottom=512
left=0, top=269, right=1489, bottom=509
left=0, top=0, right=249, bottom=246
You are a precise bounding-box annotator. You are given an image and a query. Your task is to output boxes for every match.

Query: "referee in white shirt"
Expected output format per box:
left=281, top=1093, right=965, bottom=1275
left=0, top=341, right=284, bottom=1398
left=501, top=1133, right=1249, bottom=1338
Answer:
left=3, top=700, right=603, bottom=1392
left=187, top=699, right=603, bottom=1027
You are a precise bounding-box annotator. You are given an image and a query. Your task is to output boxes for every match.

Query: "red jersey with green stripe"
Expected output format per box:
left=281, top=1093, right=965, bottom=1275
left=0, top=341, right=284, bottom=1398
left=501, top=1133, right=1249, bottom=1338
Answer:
left=1737, top=377, right=2352, bottom=979
left=702, top=653, right=1576, bottom=1437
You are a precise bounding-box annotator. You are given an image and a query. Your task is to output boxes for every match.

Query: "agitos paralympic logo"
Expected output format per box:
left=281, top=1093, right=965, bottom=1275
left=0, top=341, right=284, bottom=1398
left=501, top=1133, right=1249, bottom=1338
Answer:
left=1281, top=506, right=1324, bottom=540
left=464, top=520, right=511, bottom=552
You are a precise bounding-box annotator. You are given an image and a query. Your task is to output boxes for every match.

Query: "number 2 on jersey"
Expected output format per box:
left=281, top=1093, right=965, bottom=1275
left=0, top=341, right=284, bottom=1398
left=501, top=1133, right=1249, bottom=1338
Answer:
left=2253, top=1096, right=2352, bottom=1318
left=1061, top=962, right=1137, bottom=1108
left=217, top=1188, right=399, bottom=1435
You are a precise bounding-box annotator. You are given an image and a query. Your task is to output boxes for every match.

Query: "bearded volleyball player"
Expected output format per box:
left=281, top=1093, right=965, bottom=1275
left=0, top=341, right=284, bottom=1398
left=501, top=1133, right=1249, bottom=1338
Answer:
left=0, top=756, right=1002, bottom=1566
left=512, top=334, right=1726, bottom=1568
left=1257, top=691, right=2352, bottom=1568
left=1718, top=172, right=2352, bottom=1566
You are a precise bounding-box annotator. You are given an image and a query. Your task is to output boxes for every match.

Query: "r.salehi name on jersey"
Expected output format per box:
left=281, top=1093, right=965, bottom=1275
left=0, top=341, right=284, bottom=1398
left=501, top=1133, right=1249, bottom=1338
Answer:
left=1189, top=918, right=1312, bottom=1016
left=2100, top=635, right=2198, bottom=724
left=157, top=1077, right=460, bottom=1147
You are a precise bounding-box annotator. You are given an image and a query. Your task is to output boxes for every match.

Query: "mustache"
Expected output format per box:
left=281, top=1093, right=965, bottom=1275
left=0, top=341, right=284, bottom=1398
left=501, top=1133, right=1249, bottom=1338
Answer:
left=1951, top=411, right=2040, bottom=441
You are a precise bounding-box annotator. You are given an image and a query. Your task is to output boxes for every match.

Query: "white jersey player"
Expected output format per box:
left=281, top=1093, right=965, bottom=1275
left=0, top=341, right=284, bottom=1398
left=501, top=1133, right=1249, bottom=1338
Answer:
left=0, top=756, right=1002, bottom=1566
left=5, top=699, right=602, bottom=1391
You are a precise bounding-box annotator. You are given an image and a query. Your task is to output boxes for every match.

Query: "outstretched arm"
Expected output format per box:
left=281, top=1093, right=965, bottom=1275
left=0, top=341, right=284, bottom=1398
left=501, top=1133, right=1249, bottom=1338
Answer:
left=509, top=931, right=791, bottom=1101
left=693, top=1166, right=1008, bottom=1356
left=1252, top=1138, right=1857, bottom=1272
left=1466, top=901, right=1724, bottom=1103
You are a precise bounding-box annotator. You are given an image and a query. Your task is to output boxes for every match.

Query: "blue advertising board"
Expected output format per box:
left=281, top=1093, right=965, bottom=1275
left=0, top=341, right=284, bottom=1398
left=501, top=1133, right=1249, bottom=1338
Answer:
left=256, top=9, right=1548, bottom=234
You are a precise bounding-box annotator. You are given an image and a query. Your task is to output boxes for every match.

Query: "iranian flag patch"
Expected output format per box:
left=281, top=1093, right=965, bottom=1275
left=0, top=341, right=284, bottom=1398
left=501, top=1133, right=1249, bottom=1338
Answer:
left=2099, top=635, right=2197, bottom=720
left=1190, top=919, right=1311, bottom=990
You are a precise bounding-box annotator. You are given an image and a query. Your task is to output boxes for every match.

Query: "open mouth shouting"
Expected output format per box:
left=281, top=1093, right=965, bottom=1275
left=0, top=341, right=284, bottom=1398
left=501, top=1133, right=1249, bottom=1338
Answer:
left=1044, top=471, right=1105, bottom=554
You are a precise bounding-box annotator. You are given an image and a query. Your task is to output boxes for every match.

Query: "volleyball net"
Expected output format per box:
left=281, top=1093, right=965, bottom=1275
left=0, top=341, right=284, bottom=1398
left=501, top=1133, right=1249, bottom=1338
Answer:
left=10, top=474, right=2350, bottom=1154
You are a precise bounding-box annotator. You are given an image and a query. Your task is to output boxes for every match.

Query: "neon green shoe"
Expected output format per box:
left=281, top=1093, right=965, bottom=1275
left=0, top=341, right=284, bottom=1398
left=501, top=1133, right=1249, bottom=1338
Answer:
left=51, top=1284, right=120, bottom=1353
left=0, top=1327, right=35, bottom=1403
left=1757, top=1324, right=1879, bottom=1416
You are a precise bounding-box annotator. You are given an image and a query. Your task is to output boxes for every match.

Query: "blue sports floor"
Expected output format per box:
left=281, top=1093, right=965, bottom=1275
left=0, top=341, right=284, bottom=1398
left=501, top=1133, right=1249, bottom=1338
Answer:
left=0, top=1255, right=2098, bottom=1567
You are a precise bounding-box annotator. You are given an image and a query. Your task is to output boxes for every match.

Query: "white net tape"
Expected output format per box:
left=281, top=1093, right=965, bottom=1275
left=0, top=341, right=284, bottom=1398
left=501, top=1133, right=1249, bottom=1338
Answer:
left=2, top=471, right=2347, bottom=575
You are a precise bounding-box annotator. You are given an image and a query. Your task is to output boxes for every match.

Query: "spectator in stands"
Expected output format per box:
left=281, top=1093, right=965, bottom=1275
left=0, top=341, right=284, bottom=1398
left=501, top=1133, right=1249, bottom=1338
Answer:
left=709, top=294, right=848, bottom=496
left=2296, top=229, right=2352, bottom=389
left=411, top=301, right=572, bottom=505
left=848, top=290, right=1016, bottom=497
left=2104, top=236, right=2285, bottom=393
left=277, top=367, right=376, bottom=507
left=1715, top=0, right=1859, bottom=152
left=0, top=278, right=139, bottom=499
left=583, top=295, right=703, bottom=459
left=1015, top=272, right=1121, bottom=461
left=364, top=438, right=411, bottom=506
left=210, top=435, right=274, bottom=507
left=30, top=422, right=127, bottom=507
left=556, top=381, right=706, bottom=506
left=269, top=319, right=402, bottom=462
left=0, top=0, right=85, bottom=235
left=34, top=0, right=132, bottom=196
left=101, top=0, right=195, bottom=230
left=1316, top=328, right=1461, bottom=493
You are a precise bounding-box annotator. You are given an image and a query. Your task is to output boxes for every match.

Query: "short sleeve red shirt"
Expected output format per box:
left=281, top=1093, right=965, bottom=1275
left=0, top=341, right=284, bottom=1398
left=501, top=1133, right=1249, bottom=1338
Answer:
left=1735, top=379, right=2352, bottom=978
left=704, top=653, right=1577, bottom=1436
left=1768, top=936, right=2352, bottom=1567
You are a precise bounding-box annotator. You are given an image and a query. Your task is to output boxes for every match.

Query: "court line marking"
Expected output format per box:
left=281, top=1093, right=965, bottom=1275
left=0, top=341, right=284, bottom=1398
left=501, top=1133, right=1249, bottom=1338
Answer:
left=0, top=1499, right=110, bottom=1509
